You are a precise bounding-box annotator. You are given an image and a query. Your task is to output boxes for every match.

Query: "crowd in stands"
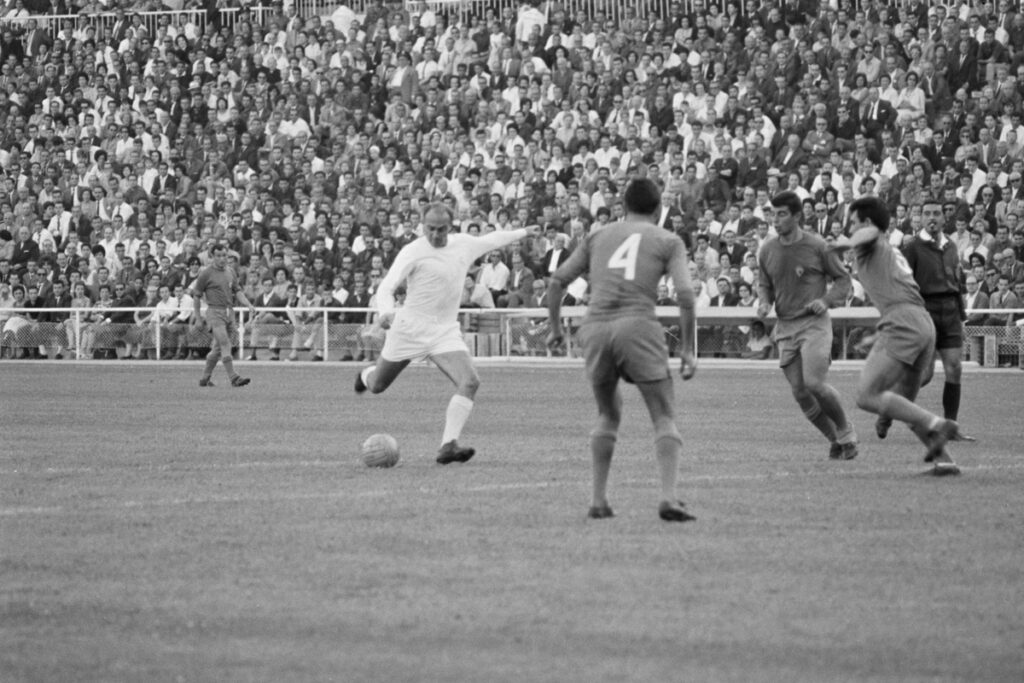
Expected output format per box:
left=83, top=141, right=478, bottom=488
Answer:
left=1, top=0, right=1024, bottom=361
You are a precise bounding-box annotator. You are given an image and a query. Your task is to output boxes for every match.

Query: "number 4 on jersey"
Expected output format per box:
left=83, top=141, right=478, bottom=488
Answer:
left=607, top=233, right=641, bottom=281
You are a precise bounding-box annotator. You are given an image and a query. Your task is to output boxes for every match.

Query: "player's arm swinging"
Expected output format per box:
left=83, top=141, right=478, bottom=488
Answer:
left=819, top=245, right=852, bottom=310
left=831, top=225, right=882, bottom=251
left=235, top=285, right=255, bottom=317
left=546, top=245, right=588, bottom=350
left=756, top=257, right=775, bottom=320
left=668, top=249, right=698, bottom=380
left=189, top=283, right=204, bottom=329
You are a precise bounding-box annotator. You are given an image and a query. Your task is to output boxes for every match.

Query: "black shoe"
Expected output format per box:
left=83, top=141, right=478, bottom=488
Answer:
left=269, top=352, right=280, bottom=361
left=246, top=353, right=257, bottom=361
left=876, top=416, right=892, bottom=439
left=658, top=500, right=697, bottom=522
left=437, top=440, right=475, bottom=464
left=354, top=369, right=368, bottom=394
left=312, top=354, right=323, bottom=362
left=928, top=462, right=962, bottom=477
left=199, top=377, right=215, bottom=387
left=231, top=375, right=251, bottom=387
left=587, top=504, right=614, bottom=519
left=924, top=420, right=971, bottom=462
left=829, top=441, right=858, bottom=460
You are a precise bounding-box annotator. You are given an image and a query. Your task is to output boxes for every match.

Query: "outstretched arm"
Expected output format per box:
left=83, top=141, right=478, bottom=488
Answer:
left=546, top=238, right=589, bottom=350
left=756, top=247, right=774, bottom=319
left=469, top=226, right=537, bottom=259
left=831, top=225, right=882, bottom=251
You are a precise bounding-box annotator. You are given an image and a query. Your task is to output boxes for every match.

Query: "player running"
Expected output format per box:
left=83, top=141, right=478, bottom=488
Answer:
left=546, top=178, right=698, bottom=522
left=354, top=203, right=539, bottom=464
left=758, top=191, right=859, bottom=460
left=830, top=197, right=973, bottom=475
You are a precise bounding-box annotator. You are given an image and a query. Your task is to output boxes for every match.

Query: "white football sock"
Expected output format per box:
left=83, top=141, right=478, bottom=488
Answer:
left=441, top=395, right=474, bottom=445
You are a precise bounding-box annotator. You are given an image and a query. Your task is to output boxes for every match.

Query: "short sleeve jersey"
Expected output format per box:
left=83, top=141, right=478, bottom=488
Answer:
left=190, top=265, right=239, bottom=308
left=552, top=220, right=686, bottom=322
left=757, top=230, right=848, bottom=320
left=854, top=238, right=925, bottom=316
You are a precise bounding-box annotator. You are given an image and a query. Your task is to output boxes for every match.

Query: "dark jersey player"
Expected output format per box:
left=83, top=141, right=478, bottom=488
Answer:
left=831, top=197, right=973, bottom=475
left=546, top=178, right=699, bottom=523
left=189, top=243, right=255, bottom=388
left=758, top=191, right=859, bottom=461
left=889, top=198, right=967, bottom=438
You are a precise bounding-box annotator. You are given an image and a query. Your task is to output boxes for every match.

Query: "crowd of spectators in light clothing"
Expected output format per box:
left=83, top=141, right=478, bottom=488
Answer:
left=1, top=0, right=1024, bottom=361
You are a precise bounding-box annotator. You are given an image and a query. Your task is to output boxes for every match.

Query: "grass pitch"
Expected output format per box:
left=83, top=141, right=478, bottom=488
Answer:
left=1, top=362, right=1022, bottom=682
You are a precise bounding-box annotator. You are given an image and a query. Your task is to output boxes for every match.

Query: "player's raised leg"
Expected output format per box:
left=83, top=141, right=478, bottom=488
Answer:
left=430, top=350, right=480, bottom=464
left=858, top=344, right=967, bottom=474
left=587, top=380, right=622, bottom=519
left=857, top=347, right=944, bottom=436
left=355, top=357, right=410, bottom=394
left=635, top=378, right=695, bottom=522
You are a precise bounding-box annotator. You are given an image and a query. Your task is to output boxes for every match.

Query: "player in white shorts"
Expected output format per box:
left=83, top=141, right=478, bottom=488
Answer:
left=354, top=203, right=539, bottom=464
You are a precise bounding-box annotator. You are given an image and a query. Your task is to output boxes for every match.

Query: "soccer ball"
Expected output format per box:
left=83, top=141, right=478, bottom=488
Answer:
left=362, top=433, right=400, bottom=468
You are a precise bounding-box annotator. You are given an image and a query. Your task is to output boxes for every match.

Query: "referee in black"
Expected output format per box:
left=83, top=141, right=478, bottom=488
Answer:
left=896, top=197, right=967, bottom=434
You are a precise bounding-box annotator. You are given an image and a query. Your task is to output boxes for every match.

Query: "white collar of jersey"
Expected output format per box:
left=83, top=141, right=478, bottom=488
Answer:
left=917, top=228, right=948, bottom=248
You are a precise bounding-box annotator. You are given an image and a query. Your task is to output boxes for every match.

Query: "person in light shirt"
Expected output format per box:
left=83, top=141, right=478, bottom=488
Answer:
left=354, top=203, right=540, bottom=465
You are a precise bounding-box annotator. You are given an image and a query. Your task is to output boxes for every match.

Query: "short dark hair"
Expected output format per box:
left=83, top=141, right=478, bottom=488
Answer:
left=623, top=178, right=661, bottom=215
left=770, top=191, right=803, bottom=215
left=848, top=196, right=890, bottom=232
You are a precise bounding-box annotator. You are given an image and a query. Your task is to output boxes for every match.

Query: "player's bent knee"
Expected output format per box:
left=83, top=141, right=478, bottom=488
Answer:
left=802, top=375, right=830, bottom=395
left=791, top=385, right=812, bottom=403
left=856, top=390, right=879, bottom=413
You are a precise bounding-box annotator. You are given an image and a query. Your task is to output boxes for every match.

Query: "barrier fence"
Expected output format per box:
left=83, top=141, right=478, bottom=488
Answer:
left=3, top=306, right=1022, bottom=367
left=3, top=0, right=778, bottom=39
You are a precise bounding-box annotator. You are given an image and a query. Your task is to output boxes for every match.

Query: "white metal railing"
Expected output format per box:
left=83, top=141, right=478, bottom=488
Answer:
left=3, top=0, right=753, bottom=41
left=3, top=306, right=1021, bottom=363
left=1, top=9, right=210, bottom=39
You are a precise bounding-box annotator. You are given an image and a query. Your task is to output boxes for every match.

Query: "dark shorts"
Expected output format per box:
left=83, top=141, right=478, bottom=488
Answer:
left=773, top=314, right=832, bottom=368
left=205, top=307, right=236, bottom=344
left=923, top=297, right=963, bottom=350
left=580, top=317, right=670, bottom=385
left=876, top=304, right=936, bottom=369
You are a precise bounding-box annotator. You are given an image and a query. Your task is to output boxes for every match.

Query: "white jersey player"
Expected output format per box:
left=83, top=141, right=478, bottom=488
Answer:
left=355, top=203, right=539, bottom=464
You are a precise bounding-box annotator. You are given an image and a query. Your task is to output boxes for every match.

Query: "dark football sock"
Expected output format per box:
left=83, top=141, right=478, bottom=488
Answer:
left=942, top=382, right=961, bottom=421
